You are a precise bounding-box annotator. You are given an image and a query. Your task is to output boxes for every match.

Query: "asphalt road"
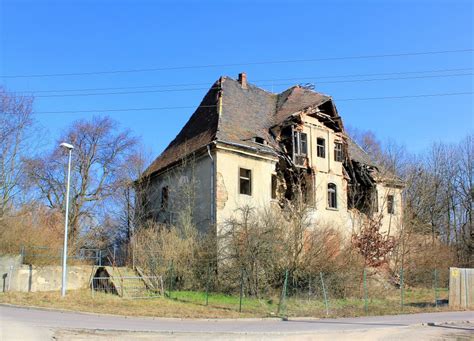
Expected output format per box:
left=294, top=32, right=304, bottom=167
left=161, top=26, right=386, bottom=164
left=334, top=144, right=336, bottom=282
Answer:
left=1, top=305, right=473, bottom=340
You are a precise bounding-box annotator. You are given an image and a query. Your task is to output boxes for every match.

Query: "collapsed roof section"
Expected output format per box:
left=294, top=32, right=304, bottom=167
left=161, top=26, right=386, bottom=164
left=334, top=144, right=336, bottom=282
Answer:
left=145, top=73, right=371, bottom=177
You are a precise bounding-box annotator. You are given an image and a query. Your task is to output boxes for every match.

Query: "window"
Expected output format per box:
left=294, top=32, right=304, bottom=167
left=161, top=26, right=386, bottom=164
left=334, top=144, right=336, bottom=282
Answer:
left=373, top=189, right=379, bottom=212
left=161, top=186, right=169, bottom=209
left=271, top=174, right=277, bottom=199
left=334, top=142, right=343, bottom=162
left=387, top=195, right=395, bottom=214
left=239, top=168, right=252, bottom=195
left=300, top=133, right=308, bottom=155
left=328, top=183, right=337, bottom=209
left=317, top=138, right=326, bottom=158
left=293, top=130, right=308, bottom=166
left=293, top=130, right=308, bottom=155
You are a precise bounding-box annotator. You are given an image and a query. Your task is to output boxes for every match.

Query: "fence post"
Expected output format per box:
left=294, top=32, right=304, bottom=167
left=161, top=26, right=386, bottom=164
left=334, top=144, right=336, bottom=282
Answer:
left=91, top=276, right=95, bottom=298
left=434, top=269, right=439, bottom=308
left=277, top=269, right=289, bottom=318
left=464, top=268, right=469, bottom=308
left=205, top=262, right=210, bottom=306
left=363, top=268, right=368, bottom=315
left=20, top=246, right=25, bottom=264
left=8, top=265, right=13, bottom=292
left=239, top=268, right=244, bottom=313
left=320, top=272, right=329, bottom=316
left=168, top=260, right=174, bottom=299
left=98, top=250, right=102, bottom=266
left=400, top=268, right=404, bottom=311
left=308, top=275, right=312, bottom=302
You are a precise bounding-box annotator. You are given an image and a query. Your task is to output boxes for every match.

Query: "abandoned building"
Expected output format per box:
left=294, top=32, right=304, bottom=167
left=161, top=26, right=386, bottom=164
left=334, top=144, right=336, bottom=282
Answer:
left=139, top=73, right=403, bottom=237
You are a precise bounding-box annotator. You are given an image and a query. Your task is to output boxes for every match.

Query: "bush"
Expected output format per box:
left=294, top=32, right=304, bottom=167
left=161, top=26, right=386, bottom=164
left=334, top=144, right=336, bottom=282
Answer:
left=0, top=205, right=64, bottom=258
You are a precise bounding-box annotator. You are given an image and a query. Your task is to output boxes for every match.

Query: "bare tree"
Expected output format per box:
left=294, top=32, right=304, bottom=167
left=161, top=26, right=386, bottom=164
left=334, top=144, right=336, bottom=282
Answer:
left=112, top=148, right=152, bottom=243
left=0, top=88, right=35, bottom=217
left=351, top=128, right=473, bottom=269
left=25, top=116, right=138, bottom=244
left=453, top=135, right=473, bottom=266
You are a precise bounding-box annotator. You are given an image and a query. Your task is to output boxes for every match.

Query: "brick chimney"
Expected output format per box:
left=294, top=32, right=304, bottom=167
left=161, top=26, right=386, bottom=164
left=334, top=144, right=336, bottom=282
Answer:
left=238, top=72, right=248, bottom=89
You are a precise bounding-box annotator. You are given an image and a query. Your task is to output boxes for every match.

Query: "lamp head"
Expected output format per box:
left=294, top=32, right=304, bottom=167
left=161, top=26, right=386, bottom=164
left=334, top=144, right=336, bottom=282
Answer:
left=60, top=142, right=74, bottom=150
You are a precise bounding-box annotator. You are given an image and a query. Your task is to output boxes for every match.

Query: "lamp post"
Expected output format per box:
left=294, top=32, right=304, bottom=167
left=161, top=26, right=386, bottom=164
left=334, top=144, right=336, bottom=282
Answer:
left=60, top=142, right=74, bottom=297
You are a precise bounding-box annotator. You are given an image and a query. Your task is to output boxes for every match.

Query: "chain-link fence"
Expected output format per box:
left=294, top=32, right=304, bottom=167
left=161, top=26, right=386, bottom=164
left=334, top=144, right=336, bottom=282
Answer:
left=126, top=253, right=451, bottom=317
left=19, top=244, right=451, bottom=316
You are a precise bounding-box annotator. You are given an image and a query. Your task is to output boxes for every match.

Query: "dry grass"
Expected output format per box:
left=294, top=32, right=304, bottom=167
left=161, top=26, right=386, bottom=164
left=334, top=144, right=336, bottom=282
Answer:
left=0, top=290, right=251, bottom=318
left=0, top=287, right=454, bottom=319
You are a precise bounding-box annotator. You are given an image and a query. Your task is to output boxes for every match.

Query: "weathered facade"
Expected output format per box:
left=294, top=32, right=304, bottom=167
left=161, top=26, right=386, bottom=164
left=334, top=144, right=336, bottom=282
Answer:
left=140, top=73, right=403, bottom=238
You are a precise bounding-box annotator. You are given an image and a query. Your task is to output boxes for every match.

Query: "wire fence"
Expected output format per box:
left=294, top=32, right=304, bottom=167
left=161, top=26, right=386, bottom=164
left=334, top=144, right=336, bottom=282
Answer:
left=17, top=244, right=452, bottom=316
left=18, top=244, right=132, bottom=267
left=91, top=275, right=163, bottom=299
left=126, top=257, right=450, bottom=317
left=20, top=245, right=103, bottom=266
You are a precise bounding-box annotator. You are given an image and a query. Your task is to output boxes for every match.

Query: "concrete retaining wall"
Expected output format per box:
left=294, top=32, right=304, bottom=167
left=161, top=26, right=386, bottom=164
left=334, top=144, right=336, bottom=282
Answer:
left=1, top=254, right=94, bottom=292
left=0, top=255, right=22, bottom=292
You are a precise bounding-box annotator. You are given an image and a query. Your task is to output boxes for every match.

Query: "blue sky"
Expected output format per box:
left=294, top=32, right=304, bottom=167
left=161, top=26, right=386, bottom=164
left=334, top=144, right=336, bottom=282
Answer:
left=1, top=0, right=472, bottom=159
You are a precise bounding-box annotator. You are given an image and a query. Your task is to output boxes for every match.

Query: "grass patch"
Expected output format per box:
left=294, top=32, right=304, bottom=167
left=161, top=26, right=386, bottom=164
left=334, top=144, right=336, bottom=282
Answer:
left=0, top=287, right=454, bottom=319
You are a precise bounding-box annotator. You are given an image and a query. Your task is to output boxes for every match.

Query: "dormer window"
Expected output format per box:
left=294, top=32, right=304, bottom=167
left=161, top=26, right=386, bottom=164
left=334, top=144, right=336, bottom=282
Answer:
left=253, top=136, right=266, bottom=145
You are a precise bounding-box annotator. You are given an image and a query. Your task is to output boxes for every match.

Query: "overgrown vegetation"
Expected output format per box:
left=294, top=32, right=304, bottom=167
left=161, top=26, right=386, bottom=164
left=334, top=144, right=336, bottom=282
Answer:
left=0, top=285, right=451, bottom=318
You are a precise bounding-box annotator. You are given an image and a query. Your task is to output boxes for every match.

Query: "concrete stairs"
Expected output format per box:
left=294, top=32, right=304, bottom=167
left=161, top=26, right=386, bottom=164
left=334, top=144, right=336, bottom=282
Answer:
left=93, top=266, right=158, bottom=298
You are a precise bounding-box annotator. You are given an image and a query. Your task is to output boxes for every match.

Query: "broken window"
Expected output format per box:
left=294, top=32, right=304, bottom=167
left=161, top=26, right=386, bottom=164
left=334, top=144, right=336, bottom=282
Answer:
left=328, top=183, right=337, bottom=209
left=239, top=168, right=252, bottom=195
left=373, top=189, right=379, bottom=212
left=317, top=138, right=326, bottom=158
left=293, top=130, right=308, bottom=155
left=161, top=186, right=169, bottom=209
left=303, top=171, right=315, bottom=206
left=334, top=142, right=343, bottom=162
left=387, top=195, right=395, bottom=214
left=271, top=174, right=277, bottom=199
left=293, top=130, right=308, bottom=166
left=300, top=133, right=307, bottom=155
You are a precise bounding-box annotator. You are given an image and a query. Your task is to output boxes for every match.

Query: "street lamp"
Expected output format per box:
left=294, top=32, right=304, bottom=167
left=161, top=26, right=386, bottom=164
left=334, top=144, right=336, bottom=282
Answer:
left=60, top=142, right=74, bottom=297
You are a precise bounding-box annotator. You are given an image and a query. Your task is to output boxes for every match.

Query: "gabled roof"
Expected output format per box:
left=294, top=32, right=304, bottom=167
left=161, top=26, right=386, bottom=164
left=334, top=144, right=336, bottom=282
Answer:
left=145, top=75, right=366, bottom=176
left=275, top=86, right=329, bottom=124
left=144, top=81, right=220, bottom=176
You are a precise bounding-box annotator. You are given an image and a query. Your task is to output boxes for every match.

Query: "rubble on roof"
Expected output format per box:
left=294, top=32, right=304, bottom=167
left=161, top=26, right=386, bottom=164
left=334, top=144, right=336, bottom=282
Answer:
left=144, top=73, right=396, bottom=214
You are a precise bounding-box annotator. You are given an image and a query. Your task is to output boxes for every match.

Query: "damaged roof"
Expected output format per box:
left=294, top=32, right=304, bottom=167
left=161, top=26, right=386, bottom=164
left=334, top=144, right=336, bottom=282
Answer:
left=347, top=137, right=375, bottom=166
left=145, top=75, right=370, bottom=176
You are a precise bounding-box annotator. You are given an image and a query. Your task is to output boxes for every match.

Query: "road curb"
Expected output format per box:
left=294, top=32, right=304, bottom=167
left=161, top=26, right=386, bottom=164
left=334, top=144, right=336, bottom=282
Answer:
left=0, top=303, right=284, bottom=322
left=1, top=303, right=471, bottom=324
